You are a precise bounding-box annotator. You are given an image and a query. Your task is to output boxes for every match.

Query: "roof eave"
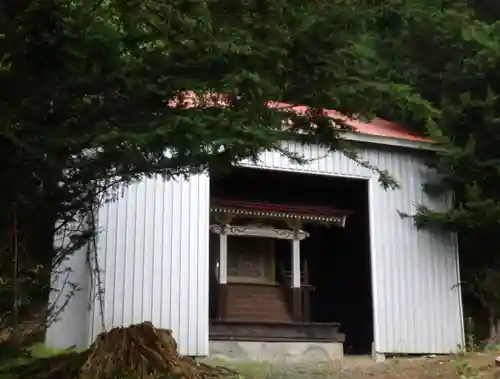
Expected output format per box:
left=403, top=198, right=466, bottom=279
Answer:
left=211, top=207, right=348, bottom=227
left=342, top=131, right=443, bottom=152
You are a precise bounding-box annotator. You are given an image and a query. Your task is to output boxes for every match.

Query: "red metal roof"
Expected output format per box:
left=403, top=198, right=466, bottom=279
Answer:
left=267, top=102, right=434, bottom=143
left=168, top=92, right=434, bottom=144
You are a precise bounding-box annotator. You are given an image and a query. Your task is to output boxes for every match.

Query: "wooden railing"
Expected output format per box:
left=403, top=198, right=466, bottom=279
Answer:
left=209, top=267, right=219, bottom=319
left=279, top=261, right=314, bottom=322
left=211, top=260, right=313, bottom=323
left=278, top=266, right=294, bottom=320
left=301, top=261, right=313, bottom=322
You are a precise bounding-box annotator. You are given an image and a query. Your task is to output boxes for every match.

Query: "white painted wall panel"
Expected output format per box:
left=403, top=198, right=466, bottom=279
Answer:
left=48, top=141, right=463, bottom=356
left=46, top=226, right=91, bottom=349
left=88, top=174, right=210, bottom=356
left=242, top=142, right=464, bottom=355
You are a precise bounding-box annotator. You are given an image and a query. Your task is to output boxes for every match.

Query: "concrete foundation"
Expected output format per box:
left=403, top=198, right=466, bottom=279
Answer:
left=209, top=340, right=344, bottom=363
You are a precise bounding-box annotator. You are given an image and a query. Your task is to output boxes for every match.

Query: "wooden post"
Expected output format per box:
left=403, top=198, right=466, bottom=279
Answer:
left=291, top=229, right=302, bottom=322
left=218, top=225, right=228, bottom=319
left=219, top=228, right=228, bottom=284
left=292, top=238, right=300, bottom=288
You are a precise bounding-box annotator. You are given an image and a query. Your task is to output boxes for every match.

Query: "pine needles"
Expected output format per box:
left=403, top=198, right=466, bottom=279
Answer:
left=2, top=322, right=238, bottom=379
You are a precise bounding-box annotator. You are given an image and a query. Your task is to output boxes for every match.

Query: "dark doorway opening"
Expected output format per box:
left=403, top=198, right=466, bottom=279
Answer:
left=210, top=167, right=373, bottom=354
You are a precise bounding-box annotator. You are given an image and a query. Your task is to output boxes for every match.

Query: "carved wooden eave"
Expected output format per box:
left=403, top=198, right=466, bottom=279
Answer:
left=210, top=224, right=310, bottom=240
left=210, top=199, right=351, bottom=228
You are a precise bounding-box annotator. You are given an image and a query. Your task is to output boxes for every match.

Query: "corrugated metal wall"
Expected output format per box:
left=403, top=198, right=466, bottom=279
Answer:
left=87, top=174, right=210, bottom=356
left=46, top=224, right=91, bottom=349
left=241, top=142, right=464, bottom=354
left=47, top=141, right=463, bottom=356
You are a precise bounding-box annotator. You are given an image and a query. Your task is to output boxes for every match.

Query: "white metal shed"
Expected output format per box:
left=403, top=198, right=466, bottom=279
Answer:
left=46, top=128, right=464, bottom=358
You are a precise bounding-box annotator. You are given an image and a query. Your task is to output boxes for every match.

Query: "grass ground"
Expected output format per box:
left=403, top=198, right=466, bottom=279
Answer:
left=0, top=343, right=75, bottom=371
left=3, top=344, right=500, bottom=378
left=207, top=353, right=500, bottom=379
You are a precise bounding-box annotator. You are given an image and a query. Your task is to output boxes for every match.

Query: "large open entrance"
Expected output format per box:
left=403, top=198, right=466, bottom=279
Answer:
left=210, top=167, right=373, bottom=355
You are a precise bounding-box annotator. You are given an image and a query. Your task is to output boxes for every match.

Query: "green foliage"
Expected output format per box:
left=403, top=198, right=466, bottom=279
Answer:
left=372, top=0, right=500, bottom=336
left=4, top=0, right=500, bottom=350
left=4, top=0, right=500, bottom=364
left=0, top=0, right=438, bottom=360
left=0, top=343, right=69, bottom=372
left=1, top=0, right=432, bottom=225
left=452, top=357, right=482, bottom=379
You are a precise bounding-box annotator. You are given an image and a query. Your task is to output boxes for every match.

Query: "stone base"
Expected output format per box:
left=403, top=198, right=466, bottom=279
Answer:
left=210, top=320, right=344, bottom=342
left=209, top=340, right=344, bottom=363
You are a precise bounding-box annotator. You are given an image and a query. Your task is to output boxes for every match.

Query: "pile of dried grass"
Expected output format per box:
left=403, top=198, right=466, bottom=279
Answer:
left=2, top=322, right=238, bottom=379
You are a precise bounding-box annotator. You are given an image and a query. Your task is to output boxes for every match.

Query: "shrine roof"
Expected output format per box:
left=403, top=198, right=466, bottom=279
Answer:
left=168, top=91, right=437, bottom=150
left=268, top=101, right=434, bottom=144
left=210, top=199, right=351, bottom=227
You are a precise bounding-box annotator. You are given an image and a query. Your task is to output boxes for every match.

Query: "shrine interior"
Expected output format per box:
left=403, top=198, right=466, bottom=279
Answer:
left=210, top=166, right=373, bottom=355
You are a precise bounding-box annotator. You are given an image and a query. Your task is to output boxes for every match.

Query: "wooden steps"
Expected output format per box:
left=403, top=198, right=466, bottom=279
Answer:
left=210, top=319, right=345, bottom=342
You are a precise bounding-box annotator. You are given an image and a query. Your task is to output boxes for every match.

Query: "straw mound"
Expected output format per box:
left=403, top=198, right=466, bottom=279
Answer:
left=4, top=322, right=238, bottom=379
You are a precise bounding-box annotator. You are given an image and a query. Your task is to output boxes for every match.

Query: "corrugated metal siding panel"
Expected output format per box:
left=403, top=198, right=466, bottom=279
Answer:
left=242, top=142, right=464, bottom=354
left=241, top=143, right=372, bottom=178
left=367, top=150, right=463, bottom=354
left=48, top=141, right=462, bottom=356
left=46, top=227, right=91, bottom=349
left=88, top=174, right=210, bottom=356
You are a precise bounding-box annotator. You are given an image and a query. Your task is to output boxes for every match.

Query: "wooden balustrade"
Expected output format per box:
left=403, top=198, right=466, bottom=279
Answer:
left=279, top=261, right=314, bottom=322
left=211, top=260, right=313, bottom=323
left=278, top=266, right=295, bottom=320
left=209, top=268, right=219, bottom=319
left=302, top=261, right=312, bottom=322
left=209, top=267, right=228, bottom=320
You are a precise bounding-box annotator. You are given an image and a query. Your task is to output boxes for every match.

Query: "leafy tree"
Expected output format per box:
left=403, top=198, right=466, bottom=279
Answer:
left=0, top=0, right=436, bottom=223
left=0, top=0, right=435, bottom=352
left=373, top=0, right=500, bottom=344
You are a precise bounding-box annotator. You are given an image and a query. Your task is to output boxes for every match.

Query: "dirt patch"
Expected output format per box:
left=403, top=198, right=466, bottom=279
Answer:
left=214, top=353, right=500, bottom=379
left=3, top=325, right=500, bottom=379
